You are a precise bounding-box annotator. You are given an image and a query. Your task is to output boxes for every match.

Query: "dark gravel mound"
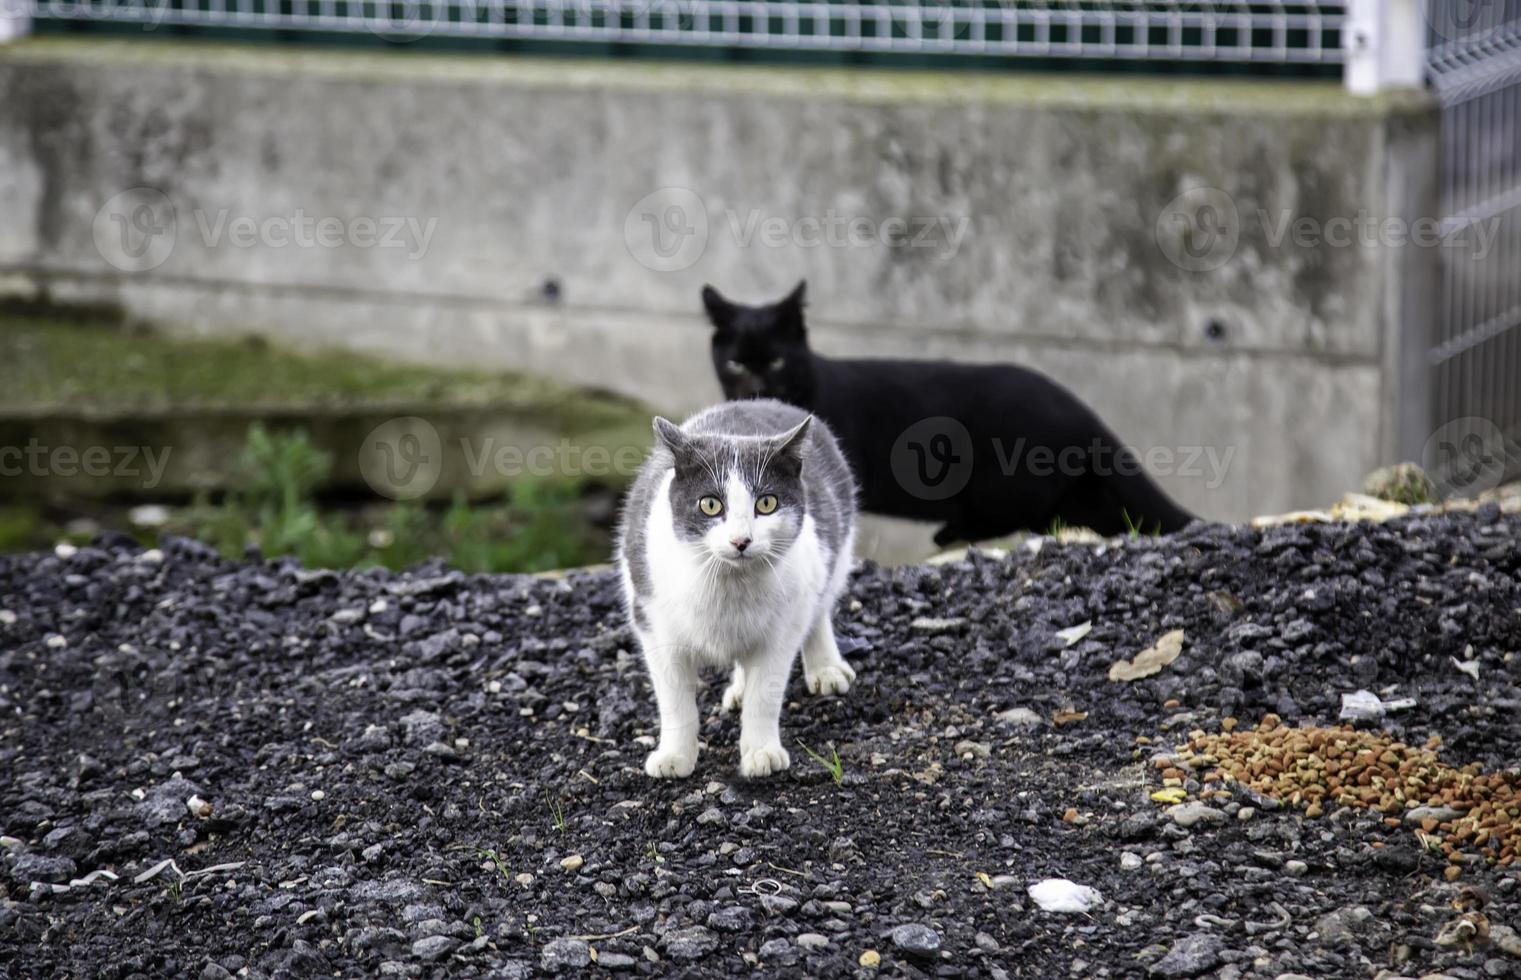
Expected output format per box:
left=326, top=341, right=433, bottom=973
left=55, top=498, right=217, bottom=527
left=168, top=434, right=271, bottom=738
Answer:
left=3, top=512, right=1521, bottom=978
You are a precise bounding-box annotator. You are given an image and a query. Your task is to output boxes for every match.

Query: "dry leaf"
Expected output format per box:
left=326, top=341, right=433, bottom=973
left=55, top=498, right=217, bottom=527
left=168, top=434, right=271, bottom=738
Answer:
left=1055, top=621, right=1092, bottom=648
left=1108, top=629, right=1185, bottom=682
left=1051, top=710, right=1089, bottom=727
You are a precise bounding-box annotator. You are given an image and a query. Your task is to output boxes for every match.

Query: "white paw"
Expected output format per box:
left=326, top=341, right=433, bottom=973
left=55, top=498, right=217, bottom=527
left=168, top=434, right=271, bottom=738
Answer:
left=644, top=745, right=697, bottom=779
left=738, top=743, right=791, bottom=779
left=721, top=679, right=744, bottom=714
left=805, top=660, right=856, bottom=696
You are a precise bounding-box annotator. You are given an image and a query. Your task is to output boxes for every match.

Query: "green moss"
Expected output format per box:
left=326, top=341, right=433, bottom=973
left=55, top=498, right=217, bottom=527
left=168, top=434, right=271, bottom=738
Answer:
left=0, top=505, right=46, bottom=553
left=2, top=37, right=1432, bottom=118
left=0, top=312, right=647, bottom=437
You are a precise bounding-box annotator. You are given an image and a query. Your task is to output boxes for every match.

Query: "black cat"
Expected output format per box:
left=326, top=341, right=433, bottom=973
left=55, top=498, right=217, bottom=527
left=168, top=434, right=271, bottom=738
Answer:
left=703, top=281, right=1196, bottom=544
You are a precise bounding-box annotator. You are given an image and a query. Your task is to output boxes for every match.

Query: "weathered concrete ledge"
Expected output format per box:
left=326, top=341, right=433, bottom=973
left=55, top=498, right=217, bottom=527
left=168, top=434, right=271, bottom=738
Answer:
left=0, top=39, right=1440, bottom=534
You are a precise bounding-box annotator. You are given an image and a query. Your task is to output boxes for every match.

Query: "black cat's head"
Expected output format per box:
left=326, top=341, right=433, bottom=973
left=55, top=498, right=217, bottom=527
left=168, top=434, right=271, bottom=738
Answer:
left=703, top=281, right=815, bottom=406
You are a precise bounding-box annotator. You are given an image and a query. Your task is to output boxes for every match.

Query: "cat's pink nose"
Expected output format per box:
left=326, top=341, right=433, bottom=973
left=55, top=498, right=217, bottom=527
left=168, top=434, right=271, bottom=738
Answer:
left=730, top=537, right=751, bottom=553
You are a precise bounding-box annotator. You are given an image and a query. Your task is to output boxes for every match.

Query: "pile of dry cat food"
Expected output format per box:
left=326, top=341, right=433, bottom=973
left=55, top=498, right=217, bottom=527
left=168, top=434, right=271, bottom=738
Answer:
left=1164, top=715, right=1521, bottom=875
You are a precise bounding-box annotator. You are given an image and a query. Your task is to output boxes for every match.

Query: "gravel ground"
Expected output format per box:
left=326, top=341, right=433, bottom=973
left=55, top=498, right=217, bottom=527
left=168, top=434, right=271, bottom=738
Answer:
left=3, top=509, right=1521, bottom=979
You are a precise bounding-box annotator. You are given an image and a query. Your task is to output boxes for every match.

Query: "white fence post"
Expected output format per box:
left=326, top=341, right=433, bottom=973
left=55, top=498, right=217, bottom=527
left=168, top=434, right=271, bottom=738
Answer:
left=1345, top=0, right=1428, bottom=94
left=0, top=0, right=31, bottom=43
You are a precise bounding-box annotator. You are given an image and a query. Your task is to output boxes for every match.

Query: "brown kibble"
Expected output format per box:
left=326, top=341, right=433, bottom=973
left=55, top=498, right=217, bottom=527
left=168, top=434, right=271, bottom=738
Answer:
left=1445, top=865, right=1463, bottom=881
left=1148, top=722, right=1521, bottom=881
left=1163, top=699, right=1181, bottom=710
left=1062, top=808, right=1079, bottom=823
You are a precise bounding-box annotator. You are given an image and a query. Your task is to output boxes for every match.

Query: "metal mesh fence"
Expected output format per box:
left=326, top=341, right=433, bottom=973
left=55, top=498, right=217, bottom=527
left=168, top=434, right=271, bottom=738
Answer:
left=22, top=0, right=1348, bottom=62
left=1427, top=0, right=1521, bottom=490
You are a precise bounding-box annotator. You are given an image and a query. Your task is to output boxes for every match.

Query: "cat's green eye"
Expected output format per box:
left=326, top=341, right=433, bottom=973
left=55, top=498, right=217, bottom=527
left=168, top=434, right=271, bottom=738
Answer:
left=698, top=496, right=724, bottom=517
left=768, top=358, right=785, bottom=372
left=755, top=494, right=779, bottom=515
left=725, top=360, right=745, bottom=375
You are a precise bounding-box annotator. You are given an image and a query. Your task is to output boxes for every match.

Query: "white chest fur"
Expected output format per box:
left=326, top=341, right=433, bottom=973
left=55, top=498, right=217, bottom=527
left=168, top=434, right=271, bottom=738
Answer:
left=640, top=471, right=828, bottom=664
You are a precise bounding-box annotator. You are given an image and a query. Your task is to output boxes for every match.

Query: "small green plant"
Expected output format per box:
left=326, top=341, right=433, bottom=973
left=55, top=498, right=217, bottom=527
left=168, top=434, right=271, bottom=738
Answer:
left=473, top=916, right=484, bottom=939
left=546, top=793, right=567, bottom=835
left=1046, top=516, right=1067, bottom=537
left=1118, top=509, right=1167, bottom=540
left=643, top=840, right=664, bottom=865
left=126, top=424, right=613, bottom=574
left=797, top=739, right=845, bottom=785
left=479, top=847, right=511, bottom=881
left=377, top=500, right=431, bottom=570
left=240, top=423, right=330, bottom=556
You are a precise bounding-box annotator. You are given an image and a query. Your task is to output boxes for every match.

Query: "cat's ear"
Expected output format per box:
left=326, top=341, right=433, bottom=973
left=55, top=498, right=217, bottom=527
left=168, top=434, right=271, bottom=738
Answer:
left=775, top=280, right=807, bottom=341
left=701, top=285, right=736, bottom=331
left=653, top=417, right=694, bottom=464
left=771, top=416, right=813, bottom=467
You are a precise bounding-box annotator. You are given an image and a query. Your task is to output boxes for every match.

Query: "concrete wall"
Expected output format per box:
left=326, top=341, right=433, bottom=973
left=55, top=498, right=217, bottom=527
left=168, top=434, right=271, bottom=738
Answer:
left=0, top=39, right=1439, bottom=543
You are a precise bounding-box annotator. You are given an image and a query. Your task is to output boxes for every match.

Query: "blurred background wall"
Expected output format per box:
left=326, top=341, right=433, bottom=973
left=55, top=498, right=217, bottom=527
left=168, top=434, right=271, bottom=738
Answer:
left=1, top=1, right=1517, bottom=565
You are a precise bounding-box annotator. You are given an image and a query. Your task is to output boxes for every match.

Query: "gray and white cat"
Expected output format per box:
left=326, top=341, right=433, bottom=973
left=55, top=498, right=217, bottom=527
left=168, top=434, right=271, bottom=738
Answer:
left=618, top=399, right=858, bottom=779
